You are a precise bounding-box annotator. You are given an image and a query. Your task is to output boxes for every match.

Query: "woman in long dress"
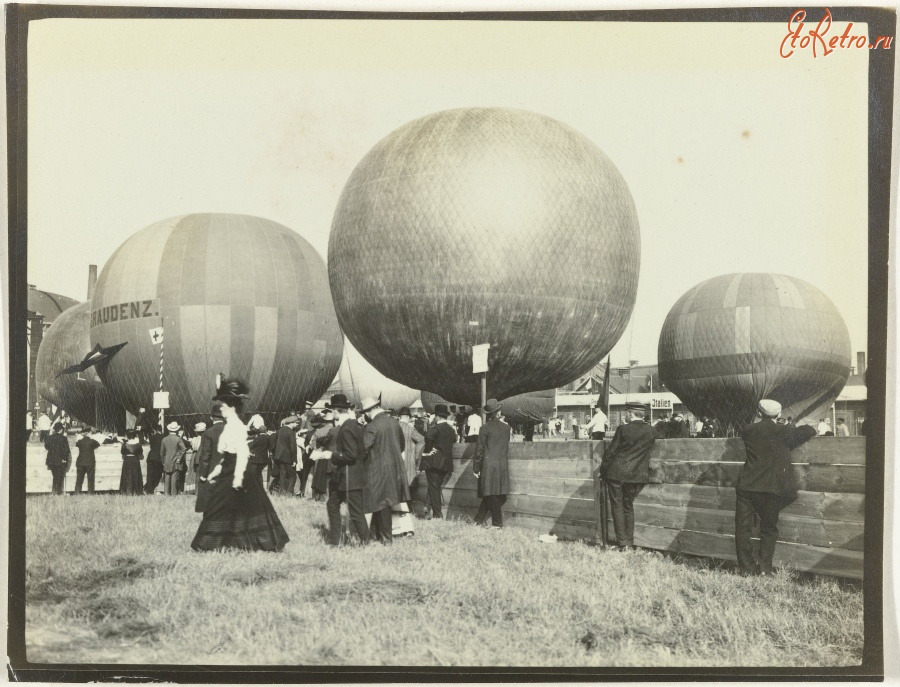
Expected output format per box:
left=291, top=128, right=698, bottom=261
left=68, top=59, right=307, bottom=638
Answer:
left=119, top=430, right=144, bottom=495
left=191, top=377, right=290, bottom=552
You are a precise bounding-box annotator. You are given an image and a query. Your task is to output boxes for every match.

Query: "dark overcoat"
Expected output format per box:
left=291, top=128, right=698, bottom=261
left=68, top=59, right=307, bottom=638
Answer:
left=75, top=437, right=100, bottom=468
left=248, top=433, right=272, bottom=465
left=423, top=422, right=456, bottom=474
left=362, top=412, right=411, bottom=512
left=330, top=417, right=367, bottom=491
left=737, top=419, right=816, bottom=495
left=473, top=418, right=511, bottom=497
left=195, top=422, right=225, bottom=513
left=272, top=425, right=297, bottom=465
left=601, top=420, right=660, bottom=483
left=44, top=434, right=71, bottom=468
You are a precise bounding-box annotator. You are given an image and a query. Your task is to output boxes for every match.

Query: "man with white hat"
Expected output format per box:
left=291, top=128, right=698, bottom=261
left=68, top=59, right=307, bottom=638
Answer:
left=360, top=395, right=410, bottom=543
left=160, top=421, right=188, bottom=496
left=735, top=399, right=817, bottom=576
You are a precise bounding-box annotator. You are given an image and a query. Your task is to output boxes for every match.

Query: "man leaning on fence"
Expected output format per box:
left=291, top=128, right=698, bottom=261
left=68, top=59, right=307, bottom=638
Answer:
left=734, top=399, right=816, bottom=576
left=597, top=401, right=660, bottom=549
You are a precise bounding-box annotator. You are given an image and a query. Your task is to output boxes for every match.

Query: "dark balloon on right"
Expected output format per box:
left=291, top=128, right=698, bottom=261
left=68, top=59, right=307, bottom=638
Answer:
left=329, top=107, right=640, bottom=407
left=658, top=273, right=852, bottom=430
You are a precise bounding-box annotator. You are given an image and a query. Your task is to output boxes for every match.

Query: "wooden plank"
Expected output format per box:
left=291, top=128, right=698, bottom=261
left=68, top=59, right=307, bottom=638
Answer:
left=633, top=525, right=864, bottom=579
left=653, top=461, right=865, bottom=494
left=632, top=502, right=864, bottom=552
left=449, top=437, right=865, bottom=465
left=634, top=483, right=866, bottom=523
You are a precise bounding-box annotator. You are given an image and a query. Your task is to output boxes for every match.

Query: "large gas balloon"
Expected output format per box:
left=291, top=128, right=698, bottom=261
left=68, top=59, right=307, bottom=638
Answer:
left=90, top=214, right=343, bottom=419
left=329, top=107, right=640, bottom=406
left=658, top=273, right=851, bottom=429
left=35, top=302, right=127, bottom=432
left=339, top=337, right=420, bottom=411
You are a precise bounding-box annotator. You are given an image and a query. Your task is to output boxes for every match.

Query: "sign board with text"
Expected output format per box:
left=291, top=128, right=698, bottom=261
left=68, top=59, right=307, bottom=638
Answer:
left=650, top=398, right=673, bottom=410
left=472, top=343, right=490, bottom=374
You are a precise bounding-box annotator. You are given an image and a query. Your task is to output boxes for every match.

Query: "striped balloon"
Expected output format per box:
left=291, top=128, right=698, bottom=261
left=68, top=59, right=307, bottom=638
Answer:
left=89, top=214, right=343, bottom=420
left=658, top=273, right=851, bottom=429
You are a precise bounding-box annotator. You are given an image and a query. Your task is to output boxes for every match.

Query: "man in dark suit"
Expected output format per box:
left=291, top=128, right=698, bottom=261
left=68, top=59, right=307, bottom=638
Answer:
left=270, top=415, right=299, bottom=495
left=421, top=404, right=456, bottom=519
left=194, top=404, right=226, bottom=513
left=248, top=422, right=272, bottom=489
left=143, top=427, right=164, bottom=494
left=44, top=423, right=71, bottom=495
left=326, top=394, right=371, bottom=546
left=361, top=396, right=411, bottom=543
left=74, top=433, right=100, bottom=494
left=473, top=398, right=512, bottom=528
left=735, top=399, right=817, bottom=576
left=598, top=402, right=660, bottom=548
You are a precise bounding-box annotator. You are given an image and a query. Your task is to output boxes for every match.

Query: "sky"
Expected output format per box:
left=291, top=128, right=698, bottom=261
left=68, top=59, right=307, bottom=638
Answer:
left=26, top=16, right=870, bottom=368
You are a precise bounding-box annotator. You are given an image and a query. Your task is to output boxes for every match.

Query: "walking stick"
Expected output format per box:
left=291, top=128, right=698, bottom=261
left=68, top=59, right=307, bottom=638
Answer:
left=599, top=477, right=609, bottom=549
left=342, top=464, right=349, bottom=546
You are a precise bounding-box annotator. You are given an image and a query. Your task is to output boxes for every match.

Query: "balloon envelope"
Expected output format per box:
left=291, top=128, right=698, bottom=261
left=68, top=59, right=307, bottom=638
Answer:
left=339, top=337, right=420, bottom=411
left=329, top=107, right=640, bottom=406
left=421, top=388, right=555, bottom=425
left=658, top=273, right=851, bottom=428
left=90, top=214, right=343, bottom=419
left=35, top=302, right=127, bottom=432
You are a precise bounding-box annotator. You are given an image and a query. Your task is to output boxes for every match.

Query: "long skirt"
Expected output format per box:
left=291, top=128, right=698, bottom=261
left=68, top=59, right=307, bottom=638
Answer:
left=119, top=457, right=144, bottom=495
left=192, top=452, right=289, bottom=552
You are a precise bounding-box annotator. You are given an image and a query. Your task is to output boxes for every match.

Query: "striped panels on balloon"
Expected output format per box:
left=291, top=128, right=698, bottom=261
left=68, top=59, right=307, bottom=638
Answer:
left=90, top=214, right=343, bottom=419
left=658, top=273, right=851, bottom=429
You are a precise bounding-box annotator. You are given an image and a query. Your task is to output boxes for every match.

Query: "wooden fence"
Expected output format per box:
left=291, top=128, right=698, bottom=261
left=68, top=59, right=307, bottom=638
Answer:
left=24, top=444, right=199, bottom=494
left=443, top=438, right=866, bottom=579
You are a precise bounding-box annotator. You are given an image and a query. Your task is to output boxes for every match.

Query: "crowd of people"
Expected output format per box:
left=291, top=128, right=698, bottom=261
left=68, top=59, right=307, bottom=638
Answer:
left=37, top=384, right=856, bottom=572
left=39, top=377, right=516, bottom=548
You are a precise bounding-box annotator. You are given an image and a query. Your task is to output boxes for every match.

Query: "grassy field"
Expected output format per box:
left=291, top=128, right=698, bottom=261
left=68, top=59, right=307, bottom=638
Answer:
left=24, top=493, right=863, bottom=667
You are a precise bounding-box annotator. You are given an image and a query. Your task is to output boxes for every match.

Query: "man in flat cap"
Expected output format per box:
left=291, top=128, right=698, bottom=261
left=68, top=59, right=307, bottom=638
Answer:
left=160, top=421, right=188, bottom=496
left=735, top=399, right=817, bottom=576
left=270, top=414, right=299, bottom=495
left=360, top=396, right=410, bottom=543
left=597, top=401, right=660, bottom=548
left=325, top=394, right=371, bottom=545
left=473, top=398, right=512, bottom=528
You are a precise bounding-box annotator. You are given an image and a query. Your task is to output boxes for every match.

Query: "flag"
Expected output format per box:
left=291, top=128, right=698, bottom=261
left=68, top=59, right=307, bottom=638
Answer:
left=602, top=356, right=611, bottom=416
left=55, top=341, right=128, bottom=378
left=149, top=326, right=164, bottom=345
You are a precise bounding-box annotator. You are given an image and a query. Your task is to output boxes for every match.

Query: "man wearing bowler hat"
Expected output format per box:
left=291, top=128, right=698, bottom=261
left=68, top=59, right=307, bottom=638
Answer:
left=360, top=395, right=410, bottom=543
left=421, top=404, right=456, bottom=519
left=325, top=394, right=371, bottom=546
left=473, top=398, right=511, bottom=528
left=735, top=399, right=817, bottom=576
left=597, top=401, right=660, bottom=548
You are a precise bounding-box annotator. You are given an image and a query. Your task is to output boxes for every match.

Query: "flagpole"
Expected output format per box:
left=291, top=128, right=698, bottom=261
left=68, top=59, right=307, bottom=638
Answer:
left=158, top=327, right=165, bottom=431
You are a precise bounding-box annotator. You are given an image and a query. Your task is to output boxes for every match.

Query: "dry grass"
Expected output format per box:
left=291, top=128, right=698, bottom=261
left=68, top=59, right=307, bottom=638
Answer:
left=24, top=494, right=863, bottom=667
